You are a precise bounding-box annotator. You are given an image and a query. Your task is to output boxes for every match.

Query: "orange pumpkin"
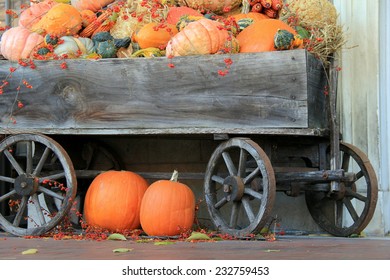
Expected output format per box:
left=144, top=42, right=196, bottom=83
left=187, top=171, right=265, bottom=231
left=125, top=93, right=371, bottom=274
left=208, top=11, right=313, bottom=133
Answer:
left=18, top=0, right=58, bottom=29
left=71, top=0, right=115, bottom=12
left=134, top=22, right=179, bottom=49
left=84, top=170, right=148, bottom=231
left=0, top=26, right=44, bottom=61
left=236, top=19, right=298, bottom=53
left=140, top=171, right=195, bottom=236
left=166, top=6, right=203, bottom=25
left=31, top=3, right=83, bottom=37
left=177, top=0, right=242, bottom=14
left=165, top=18, right=232, bottom=57
left=230, top=12, right=269, bottom=23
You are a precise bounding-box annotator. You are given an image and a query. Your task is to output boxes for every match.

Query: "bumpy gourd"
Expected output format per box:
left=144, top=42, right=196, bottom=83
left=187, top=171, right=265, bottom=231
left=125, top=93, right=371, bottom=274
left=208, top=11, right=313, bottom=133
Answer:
left=31, top=3, right=83, bottom=37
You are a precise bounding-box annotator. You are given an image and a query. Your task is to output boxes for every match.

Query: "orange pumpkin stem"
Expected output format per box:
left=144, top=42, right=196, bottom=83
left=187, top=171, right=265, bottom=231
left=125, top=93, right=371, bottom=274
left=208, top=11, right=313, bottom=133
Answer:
left=170, top=170, right=179, bottom=182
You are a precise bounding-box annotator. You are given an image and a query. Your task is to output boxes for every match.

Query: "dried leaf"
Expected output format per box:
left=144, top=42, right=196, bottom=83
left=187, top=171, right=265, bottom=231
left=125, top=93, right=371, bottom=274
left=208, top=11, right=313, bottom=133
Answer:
left=21, top=248, right=38, bottom=255
left=186, top=232, right=211, bottom=241
left=154, top=241, right=175, bottom=245
left=107, top=233, right=127, bottom=241
left=112, top=248, right=133, bottom=253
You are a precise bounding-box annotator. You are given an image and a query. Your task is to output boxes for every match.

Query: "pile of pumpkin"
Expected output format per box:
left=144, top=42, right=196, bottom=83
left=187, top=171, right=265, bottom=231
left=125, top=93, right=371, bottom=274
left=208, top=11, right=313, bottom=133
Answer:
left=0, top=0, right=321, bottom=62
left=84, top=169, right=196, bottom=236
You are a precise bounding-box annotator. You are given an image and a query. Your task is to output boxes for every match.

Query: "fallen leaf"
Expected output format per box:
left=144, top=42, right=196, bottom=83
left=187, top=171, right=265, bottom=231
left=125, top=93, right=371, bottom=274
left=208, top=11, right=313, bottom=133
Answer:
left=154, top=241, right=175, bottom=246
left=113, top=248, right=133, bottom=253
left=107, top=233, right=127, bottom=241
left=22, top=248, right=38, bottom=255
left=186, top=232, right=211, bottom=241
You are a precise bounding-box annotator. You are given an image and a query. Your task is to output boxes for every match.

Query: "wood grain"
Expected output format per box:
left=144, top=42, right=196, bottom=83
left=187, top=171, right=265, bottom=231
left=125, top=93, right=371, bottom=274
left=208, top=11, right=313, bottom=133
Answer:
left=0, top=50, right=327, bottom=135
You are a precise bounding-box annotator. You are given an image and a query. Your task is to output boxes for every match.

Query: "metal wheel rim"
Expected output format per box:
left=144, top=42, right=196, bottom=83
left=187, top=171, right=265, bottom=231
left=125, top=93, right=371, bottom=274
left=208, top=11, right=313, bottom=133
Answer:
left=204, top=138, right=276, bottom=237
left=305, top=142, right=378, bottom=236
left=0, top=134, right=77, bottom=236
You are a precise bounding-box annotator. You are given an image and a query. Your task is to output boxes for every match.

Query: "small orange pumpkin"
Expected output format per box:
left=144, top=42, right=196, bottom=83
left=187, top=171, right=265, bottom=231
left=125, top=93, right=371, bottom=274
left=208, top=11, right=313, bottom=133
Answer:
left=133, top=22, right=179, bottom=49
left=0, top=26, right=44, bottom=61
left=230, top=12, right=269, bottom=23
left=31, top=3, right=83, bottom=37
left=84, top=170, right=149, bottom=231
left=166, top=6, right=203, bottom=25
left=236, top=19, right=298, bottom=53
left=140, top=170, right=195, bottom=236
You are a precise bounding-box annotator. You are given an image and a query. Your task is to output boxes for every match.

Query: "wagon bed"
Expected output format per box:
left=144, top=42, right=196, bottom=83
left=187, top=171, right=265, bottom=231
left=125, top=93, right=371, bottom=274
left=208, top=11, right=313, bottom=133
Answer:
left=0, top=49, right=378, bottom=238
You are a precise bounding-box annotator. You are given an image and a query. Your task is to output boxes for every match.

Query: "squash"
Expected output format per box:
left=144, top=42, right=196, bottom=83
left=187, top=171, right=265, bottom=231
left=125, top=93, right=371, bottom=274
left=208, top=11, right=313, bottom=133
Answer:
left=166, top=6, right=203, bottom=25
left=177, top=0, right=242, bottom=15
left=140, top=171, right=195, bottom=236
left=0, top=26, right=44, bottom=61
left=18, top=0, right=58, bottom=29
left=273, top=29, right=303, bottom=50
left=95, top=40, right=117, bottom=58
left=31, top=3, right=83, bottom=37
left=54, top=36, right=95, bottom=57
left=84, top=170, right=149, bottom=231
left=71, top=0, right=115, bottom=12
left=134, top=22, right=178, bottom=49
left=165, top=18, right=233, bottom=57
left=236, top=19, right=299, bottom=53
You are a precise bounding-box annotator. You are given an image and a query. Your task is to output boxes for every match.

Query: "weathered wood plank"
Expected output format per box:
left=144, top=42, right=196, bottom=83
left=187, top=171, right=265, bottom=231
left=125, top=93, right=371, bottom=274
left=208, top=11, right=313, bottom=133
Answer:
left=0, top=50, right=327, bottom=135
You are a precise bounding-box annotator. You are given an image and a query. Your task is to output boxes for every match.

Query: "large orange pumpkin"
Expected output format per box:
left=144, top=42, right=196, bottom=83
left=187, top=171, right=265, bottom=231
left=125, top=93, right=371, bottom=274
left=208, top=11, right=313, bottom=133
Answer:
left=18, top=0, right=58, bottom=29
left=165, top=18, right=232, bottom=57
left=0, top=26, right=44, bottom=61
left=31, top=3, right=83, bottom=37
left=84, top=170, right=149, bottom=231
left=71, top=0, right=115, bottom=12
left=177, top=0, right=242, bottom=15
left=236, top=19, right=298, bottom=53
left=140, top=171, right=195, bottom=236
left=133, top=22, right=179, bottom=49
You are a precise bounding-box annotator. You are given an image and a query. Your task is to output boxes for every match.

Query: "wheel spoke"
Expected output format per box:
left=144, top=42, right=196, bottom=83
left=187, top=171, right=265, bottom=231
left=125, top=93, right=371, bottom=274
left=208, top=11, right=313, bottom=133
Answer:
left=341, top=152, right=350, bottom=171
left=4, top=149, right=25, bottom=175
left=211, top=175, right=225, bottom=185
left=33, top=147, right=51, bottom=176
left=13, top=196, right=27, bottom=227
left=229, top=202, right=240, bottom=228
left=39, top=172, right=65, bottom=182
left=355, top=170, right=364, bottom=181
left=39, top=186, right=65, bottom=201
left=345, top=188, right=368, bottom=202
left=26, top=141, right=33, bottom=174
left=243, top=167, right=260, bottom=184
left=244, top=187, right=263, bottom=200
left=0, top=175, right=15, bottom=184
left=214, top=197, right=227, bottom=210
left=30, top=194, right=47, bottom=226
left=0, top=189, right=17, bottom=202
left=222, top=151, right=237, bottom=176
left=238, top=149, right=248, bottom=178
left=242, top=197, right=255, bottom=223
left=343, top=197, right=359, bottom=222
left=335, top=201, right=343, bottom=228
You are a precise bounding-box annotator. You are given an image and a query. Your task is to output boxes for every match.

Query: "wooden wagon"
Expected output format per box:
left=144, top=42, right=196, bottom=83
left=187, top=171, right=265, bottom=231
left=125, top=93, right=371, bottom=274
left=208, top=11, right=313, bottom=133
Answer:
left=0, top=49, right=378, bottom=237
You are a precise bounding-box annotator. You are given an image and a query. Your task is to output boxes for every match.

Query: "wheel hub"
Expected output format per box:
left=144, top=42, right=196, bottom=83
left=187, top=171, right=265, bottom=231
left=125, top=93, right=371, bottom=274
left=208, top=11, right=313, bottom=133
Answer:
left=14, top=174, right=39, bottom=196
left=223, top=176, right=245, bottom=202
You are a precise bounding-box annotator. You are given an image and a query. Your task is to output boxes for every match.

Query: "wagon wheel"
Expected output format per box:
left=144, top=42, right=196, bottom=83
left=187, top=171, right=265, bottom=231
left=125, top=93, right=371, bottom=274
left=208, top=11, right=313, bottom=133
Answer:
left=204, top=138, right=276, bottom=237
left=0, top=134, right=77, bottom=236
left=305, top=142, right=378, bottom=237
